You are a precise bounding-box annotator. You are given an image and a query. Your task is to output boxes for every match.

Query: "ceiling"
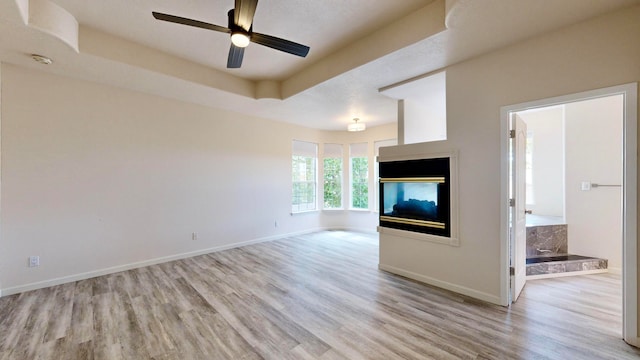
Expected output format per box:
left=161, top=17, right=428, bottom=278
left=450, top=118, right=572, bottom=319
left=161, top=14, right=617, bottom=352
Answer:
left=1, top=0, right=638, bottom=130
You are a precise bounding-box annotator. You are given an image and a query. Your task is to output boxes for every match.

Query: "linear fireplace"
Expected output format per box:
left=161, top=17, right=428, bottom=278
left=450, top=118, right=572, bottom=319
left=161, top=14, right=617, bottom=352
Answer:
left=379, top=155, right=455, bottom=240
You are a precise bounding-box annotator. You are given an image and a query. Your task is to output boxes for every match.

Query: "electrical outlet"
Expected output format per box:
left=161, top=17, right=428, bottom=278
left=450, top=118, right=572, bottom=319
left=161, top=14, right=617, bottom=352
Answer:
left=192, top=232, right=198, bottom=241
left=28, top=256, right=40, bottom=267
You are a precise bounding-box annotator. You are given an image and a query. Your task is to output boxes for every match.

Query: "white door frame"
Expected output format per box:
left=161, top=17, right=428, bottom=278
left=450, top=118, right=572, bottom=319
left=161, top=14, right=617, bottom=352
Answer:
left=499, top=83, right=638, bottom=346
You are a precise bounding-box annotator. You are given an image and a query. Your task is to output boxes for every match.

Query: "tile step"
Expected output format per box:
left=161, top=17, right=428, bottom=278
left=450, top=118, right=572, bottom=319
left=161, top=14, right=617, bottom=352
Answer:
left=525, top=256, right=607, bottom=276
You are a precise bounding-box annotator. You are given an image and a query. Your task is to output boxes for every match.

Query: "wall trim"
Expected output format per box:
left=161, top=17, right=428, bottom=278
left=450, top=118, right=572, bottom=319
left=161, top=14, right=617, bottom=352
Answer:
left=336, top=226, right=378, bottom=235
left=626, top=337, right=640, bottom=348
left=378, top=263, right=502, bottom=305
left=608, top=267, right=623, bottom=275
left=0, top=227, right=327, bottom=297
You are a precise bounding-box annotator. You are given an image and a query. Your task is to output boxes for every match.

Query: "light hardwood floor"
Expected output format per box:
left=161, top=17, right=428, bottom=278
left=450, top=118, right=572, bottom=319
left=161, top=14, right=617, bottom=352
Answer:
left=0, top=231, right=638, bottom=359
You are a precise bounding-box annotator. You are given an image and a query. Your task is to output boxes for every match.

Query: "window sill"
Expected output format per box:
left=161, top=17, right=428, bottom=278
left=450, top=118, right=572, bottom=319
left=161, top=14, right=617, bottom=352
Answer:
left=322, top=208, right=345, bottom=212
left=349, top=208, right=371, bottom=213
left=290, top=210, right=319, bottom=216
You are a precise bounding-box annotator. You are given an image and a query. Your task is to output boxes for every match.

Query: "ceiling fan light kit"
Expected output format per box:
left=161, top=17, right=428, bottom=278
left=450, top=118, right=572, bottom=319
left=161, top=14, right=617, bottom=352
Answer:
left=152, top=0, right=309, bottom=69
left=231, top=32, right=250, bottom=48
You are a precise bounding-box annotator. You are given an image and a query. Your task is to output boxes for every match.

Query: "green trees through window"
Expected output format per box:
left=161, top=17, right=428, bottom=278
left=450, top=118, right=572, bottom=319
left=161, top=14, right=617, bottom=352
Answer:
left=351, top=157, right=368, bottom=209
left=323, top=157, right=342, bottom=208
left=292, top=140, right=396, bottom=212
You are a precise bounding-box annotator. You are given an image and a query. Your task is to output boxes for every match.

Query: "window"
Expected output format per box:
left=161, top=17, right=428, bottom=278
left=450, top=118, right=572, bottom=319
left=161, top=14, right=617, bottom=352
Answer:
left=350, top=143, right=369, bottom=209
left=292, top=140, right=318, bottom=213
left=323, top=144, right=343, bottom=209
left=374, top=139, right=398, bottom=211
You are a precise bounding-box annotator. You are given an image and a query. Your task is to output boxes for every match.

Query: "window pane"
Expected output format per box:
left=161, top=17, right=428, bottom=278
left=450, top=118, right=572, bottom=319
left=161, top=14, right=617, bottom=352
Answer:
left=351, top=156, right=368, bottom=209
left=292, top=141, right=317, bottom=213
left=323, top=143, right=343, bottom=209
left=350, top=143, right=369, bottom=210
left=323, top=157, right=342, bottom=208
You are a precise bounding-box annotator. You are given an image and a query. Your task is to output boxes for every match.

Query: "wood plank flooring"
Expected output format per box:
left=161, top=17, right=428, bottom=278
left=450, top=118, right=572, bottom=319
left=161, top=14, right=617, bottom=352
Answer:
left=0, top=230, right=638, bottom=359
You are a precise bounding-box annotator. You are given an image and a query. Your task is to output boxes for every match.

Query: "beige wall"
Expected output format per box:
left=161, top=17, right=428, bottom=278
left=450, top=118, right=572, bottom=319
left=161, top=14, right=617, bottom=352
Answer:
left=0, top=64, right=395, bottom=293
left=379, top=6, right=640, bottom=305
left=566, top=95, right=623, bottom=271
left=404, top=97, right=447, bottom=144
left=0, top=65, right=2, bottom=291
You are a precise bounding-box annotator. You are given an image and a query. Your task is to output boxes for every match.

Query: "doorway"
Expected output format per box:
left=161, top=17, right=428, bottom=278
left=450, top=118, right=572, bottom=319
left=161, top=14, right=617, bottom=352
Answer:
left=499, top=83, right=638, bottom=346
left=518, top=96, right=622, bottom=278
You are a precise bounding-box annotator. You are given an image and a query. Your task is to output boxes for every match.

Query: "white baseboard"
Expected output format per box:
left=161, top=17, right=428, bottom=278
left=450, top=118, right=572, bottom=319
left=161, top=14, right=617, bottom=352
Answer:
left=378, top=263, right=502, bottom=305
left=625, top=336, right=640, bottom=348
left=0, top=228, right=325, bottom=297
left=608, top=267, right=622, bottom=275
left=333, top=226, right=378, bottom=235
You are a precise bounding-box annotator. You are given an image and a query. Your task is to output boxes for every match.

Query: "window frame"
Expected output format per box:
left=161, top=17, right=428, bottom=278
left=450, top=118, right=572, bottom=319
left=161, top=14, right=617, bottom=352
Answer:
left=322, top=144, right=344, bottom=210
left=349, top=143, right=369, bottom=210
left=291, top=140, right=318, bottom=213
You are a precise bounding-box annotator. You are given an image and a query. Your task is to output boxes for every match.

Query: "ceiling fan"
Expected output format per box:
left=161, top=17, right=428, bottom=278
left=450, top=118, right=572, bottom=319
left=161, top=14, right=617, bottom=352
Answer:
left=152, top=0, right=310, bottom=69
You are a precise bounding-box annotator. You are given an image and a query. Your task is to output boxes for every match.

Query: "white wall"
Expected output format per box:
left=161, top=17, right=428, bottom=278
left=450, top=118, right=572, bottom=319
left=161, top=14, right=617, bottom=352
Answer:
left=381, top=71, right=447, bottom=144
left=0, top=64, right=2, bottom=294
left=0, top=64, right=395, bottom=294
left=565, top=95, right=623, bottom=271
left=518, top=107, right=564, bottom=217
left=379, top=5, right=640, bottom=305
left=404, top=97, right=447, bottom=144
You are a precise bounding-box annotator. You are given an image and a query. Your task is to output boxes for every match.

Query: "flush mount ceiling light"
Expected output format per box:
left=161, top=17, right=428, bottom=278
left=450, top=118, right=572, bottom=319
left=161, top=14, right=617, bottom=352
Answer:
left=31, top=54, right=53, bottom=65
left=347, top=118, right=366, bottom=132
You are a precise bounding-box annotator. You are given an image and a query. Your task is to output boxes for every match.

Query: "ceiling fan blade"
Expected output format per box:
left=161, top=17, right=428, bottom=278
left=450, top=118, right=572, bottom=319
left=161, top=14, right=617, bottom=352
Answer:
left=152, top=12, right=230, bottom=34
left=251, top=32, right=310, bottom=57
left=234, top=0, right=258, bottom=31
left=227, top=44, right=245, bottom=68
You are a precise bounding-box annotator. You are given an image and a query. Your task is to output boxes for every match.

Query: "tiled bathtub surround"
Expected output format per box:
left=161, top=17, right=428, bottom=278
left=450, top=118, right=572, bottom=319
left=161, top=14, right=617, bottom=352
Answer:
left=525, top=221, right=608, bottom=277
left=526, top=224, right=568, bottom=257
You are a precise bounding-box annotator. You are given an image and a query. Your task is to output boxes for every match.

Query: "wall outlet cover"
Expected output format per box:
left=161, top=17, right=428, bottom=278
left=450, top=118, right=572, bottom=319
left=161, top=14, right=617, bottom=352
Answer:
left=28, top=256, right=40, bottom=267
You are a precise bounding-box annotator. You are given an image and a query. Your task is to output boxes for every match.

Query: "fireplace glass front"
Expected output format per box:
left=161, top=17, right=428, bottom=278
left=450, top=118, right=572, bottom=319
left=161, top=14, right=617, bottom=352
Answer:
left=379, top=157, right=450, bottom=237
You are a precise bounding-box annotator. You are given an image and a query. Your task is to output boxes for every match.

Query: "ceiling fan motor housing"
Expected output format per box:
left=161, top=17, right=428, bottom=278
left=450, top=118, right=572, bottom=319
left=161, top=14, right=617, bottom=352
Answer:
left=228, top=9, right=251, bottom=47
